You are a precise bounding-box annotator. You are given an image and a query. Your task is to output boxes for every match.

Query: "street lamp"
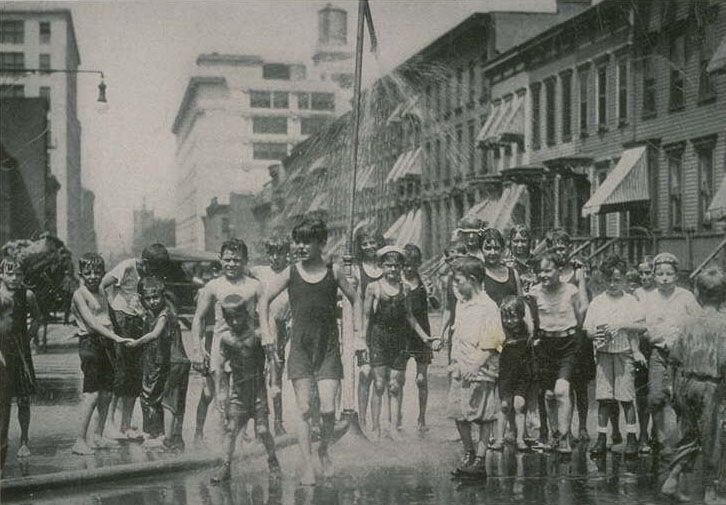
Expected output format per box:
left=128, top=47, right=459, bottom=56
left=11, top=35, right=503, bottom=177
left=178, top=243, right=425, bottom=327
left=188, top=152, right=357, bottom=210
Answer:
left=0, top=67, right=108, bottom=106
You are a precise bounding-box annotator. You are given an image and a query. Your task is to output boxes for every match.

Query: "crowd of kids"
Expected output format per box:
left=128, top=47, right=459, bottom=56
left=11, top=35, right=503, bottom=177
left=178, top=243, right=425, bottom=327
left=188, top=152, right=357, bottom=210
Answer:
left=0, top=215, right=723, bottom=502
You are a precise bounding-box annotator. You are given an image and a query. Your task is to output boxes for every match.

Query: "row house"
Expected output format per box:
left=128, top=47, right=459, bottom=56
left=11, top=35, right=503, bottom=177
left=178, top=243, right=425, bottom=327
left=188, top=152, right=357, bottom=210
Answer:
left=481, top=0, right=726, bottom=269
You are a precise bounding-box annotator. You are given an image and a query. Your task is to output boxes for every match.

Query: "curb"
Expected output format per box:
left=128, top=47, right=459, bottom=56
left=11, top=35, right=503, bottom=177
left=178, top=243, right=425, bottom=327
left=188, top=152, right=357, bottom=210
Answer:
left=1, top=432, right=301, bottom=499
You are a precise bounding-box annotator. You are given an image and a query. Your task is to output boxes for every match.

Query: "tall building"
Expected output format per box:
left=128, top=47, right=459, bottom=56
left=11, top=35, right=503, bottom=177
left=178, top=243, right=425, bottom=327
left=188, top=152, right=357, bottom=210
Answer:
left=132, top=200, right=176, bottom=257
left=312, top=3, right=354, bottom=89
left=172, top=4, right=352, bottom=250
left=0, top=6, right=91, bottom=253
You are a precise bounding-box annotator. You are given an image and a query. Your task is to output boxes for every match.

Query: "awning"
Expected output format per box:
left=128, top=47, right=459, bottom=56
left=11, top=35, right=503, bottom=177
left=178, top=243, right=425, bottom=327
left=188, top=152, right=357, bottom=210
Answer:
left=478, top=97, right=514, bottom=146
left=476, top=100, right=503, bottom=145
left=307, top=191, right=328, bottom=213
left=387, top=96, right=421, bottom=124
left=582, top=146, right=648, bottom=217
left=307, top=155, right=328, bottom=174
left=498, top=93, right=525, bottom=143
left=465, top=197, right=498, bottom=226
left=708, top=176, right=726, bottom=220
left=464, top=185, right=527, bottom=230
left=357, top=163, right=377, bottom=191
left=397, top=209, right=421, bottom=246
left=707, top=36, right=726, bottom=74
left=386, top=148, right=422, bottom=183
left=326, top=234, right=348, bottom=256
left=384, top=212, right=409, bottom=241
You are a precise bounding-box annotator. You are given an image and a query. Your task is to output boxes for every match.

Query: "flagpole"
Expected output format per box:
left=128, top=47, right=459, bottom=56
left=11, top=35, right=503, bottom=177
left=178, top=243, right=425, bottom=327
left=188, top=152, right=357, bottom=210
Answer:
left=339, top=0, right=369, bottom=440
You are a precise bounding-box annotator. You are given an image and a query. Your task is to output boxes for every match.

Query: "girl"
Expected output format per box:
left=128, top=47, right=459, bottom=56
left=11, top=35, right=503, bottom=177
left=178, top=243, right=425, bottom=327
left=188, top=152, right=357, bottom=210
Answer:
left=351, top=224, right=384, bottom=432
left=448, top=256, right=505, bottom=479
left=481, top=228, right=522, bottom=306
left=506, top=225, right=538, bottom=294
left=456, top=217, right=486, bottom=260
left=497, top=296, right=533, bottom=452
left=438, top=240, right=468, bottom=358
left=549, top=229, right=593, bottom=444
left=641, top=252, right=701, bottom=452
left=259, top=218, right=362, bottom=485
left=363, top=246, right=431, bottom=439
left=402, top=244, right=435, bottom=432
left=529, top=253, right=587, bottom=454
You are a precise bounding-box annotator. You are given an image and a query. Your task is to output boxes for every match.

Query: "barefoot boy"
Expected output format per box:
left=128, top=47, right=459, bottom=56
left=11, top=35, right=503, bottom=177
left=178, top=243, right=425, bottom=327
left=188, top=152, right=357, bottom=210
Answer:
left=71, top=254, right=130, bottom=455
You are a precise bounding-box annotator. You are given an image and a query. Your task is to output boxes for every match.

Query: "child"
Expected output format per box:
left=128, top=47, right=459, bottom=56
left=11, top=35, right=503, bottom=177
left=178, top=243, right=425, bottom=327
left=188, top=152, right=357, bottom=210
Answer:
left=210, top=294, right=280, bottom=483
left=126, top=276, right=172, bottom=447
left=102, top=244, right=170, bottom=439
left=481, top=228, right=522, bottom=307
left=252, top=235, right=291, bottom=436
left=402, top=244, right=436, bottom=432
left=455, top=217, right=486, bottom=261
left=584, top=256, right=646, bottom=459
left=662, top=266, right=726, bottom=504
left=351, top=225, right=383, bottom=432
left=162, top=293, right=191, bottom=452
left=0, top=256, right=41, bottom=466
left=438, top=240, right=468, bottom=360
left=505, top=225, right=537, bottom=294
left=496, top=296, right=533, bottom=452
left=190, top=239, right=265, bottom=443
left=259, top=218, right=362, bottom=485
left=633, top=255, right=655, bottom=453
left=641, top=252, right=701, bottom=453
left=529, top=253, right=587, bottom=454
left=71, top=254, right=130, bottom=455
left=625, top=267, right=641, bottom=295
left=363, top=246, right=431, bottom=439
left=448, top=256, right=505, bottom=479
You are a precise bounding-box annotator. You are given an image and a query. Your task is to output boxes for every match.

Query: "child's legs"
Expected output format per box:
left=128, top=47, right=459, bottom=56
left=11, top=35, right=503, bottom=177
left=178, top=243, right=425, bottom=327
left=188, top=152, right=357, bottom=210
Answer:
left=291, top=378, right=314, bottom=459
left=553, top=379, right=572, bottom=437
left=621, top=401, right=636, bottom=425
left=498, top=397, right=512, bottom=443
left=544, top=390, right=558, bottom=435
left=455, top=420, right=475, bottom=453
left=388, top=369, right=405, bottom=430
left=17, top=395, right=30, bottom=444
left=371, top=365, right=388, bottom=431
left=195, top=375, right=215, bottom=438
left=223, top=407, right=245, bottom=463
left=316, top=379, right=339, bottom=451
left=573, top=377, right=589, bottom=432
left=94, top=391, right=112, bottom=437
left=415, top=361, right=429, bottom=425
left=597, top=400, right=609, bottom=430
left=513, top=395, right=526, bottom=443
left=476, top=421, right=494, bottom=457
left=358, top=365, right=372, bottom=428
left=79, top=391, right=100, bottom=441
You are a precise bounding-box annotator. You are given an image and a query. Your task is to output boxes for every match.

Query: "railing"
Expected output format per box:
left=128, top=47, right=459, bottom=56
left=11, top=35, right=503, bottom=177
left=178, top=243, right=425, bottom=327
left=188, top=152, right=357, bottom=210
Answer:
left=690, top=236, right=726, bottom=280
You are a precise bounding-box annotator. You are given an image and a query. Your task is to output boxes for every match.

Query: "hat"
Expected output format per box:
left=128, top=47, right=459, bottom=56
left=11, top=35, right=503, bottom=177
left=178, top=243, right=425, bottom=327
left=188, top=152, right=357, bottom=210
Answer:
left=376, top=245, right=405, bottom=259
left=653, top=252, right=678, bottom=268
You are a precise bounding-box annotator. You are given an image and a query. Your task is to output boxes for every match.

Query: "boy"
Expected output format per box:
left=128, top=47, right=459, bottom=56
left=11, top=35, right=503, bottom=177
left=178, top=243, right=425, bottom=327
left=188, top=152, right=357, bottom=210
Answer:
left=252, top=235, right=291, bottom=436
left=584, top=256, right=646, bottom=459
left=211, top=294, right=280, bottom=483
left=0, top=256, right=41, bottom=467
left=102, top=244, right=170, bottom=439
left=660, top=266, right=726, bottom=504
left=71, top=254, right=130, bottom=455
left=191, top=239, right=266, bottom=443
left=633, top=255, right=655, bottom=453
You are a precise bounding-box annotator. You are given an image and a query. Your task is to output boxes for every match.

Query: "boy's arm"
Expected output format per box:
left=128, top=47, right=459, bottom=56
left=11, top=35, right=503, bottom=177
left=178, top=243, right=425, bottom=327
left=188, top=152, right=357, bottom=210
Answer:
left=404, top=294, right=432, bottom=344
left=129, top=314, right=167, bottom=347
left=260, top=267, right=290, bottom=352
left=26, top=289, right=42, bottom=342
left=361, top=283, right=376, bottom=350
left=100, top=264, right=123, bottom=303
left=334, top=264, right=364, bottom=350
left=462, top=349, right=493, bottom=381
left=213, top=349, right=230, bottom=416
left=72, top=291, right=126, bottom=343
left=191, top=285, right=214, bottom=365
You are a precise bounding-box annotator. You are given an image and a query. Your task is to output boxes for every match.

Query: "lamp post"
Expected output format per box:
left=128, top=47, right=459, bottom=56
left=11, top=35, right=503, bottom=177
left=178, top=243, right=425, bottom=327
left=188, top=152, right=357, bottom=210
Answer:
left=0, top=68, right=107, bottom=104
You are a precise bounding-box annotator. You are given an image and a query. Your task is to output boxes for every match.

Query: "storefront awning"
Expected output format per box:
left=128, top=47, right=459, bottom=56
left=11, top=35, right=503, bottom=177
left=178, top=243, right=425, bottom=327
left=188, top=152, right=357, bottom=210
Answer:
left=386, top=148, right=422, bottom=183
left=475, top=100, right=503, bottom=145
left=707, top=36, right=726, bottom=74
left=708, top=176, right=726, bottom=221
left=582, top=146, right=648, bottom=217
left=497, top=93, right=525, bottom=143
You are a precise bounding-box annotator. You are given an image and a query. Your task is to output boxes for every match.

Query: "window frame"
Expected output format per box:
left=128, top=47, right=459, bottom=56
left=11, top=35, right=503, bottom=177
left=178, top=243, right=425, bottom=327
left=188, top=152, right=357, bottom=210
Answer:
left=39, top=21, right=50, bottom=44
left=272, top=91, right=289, bottom=109
left=669, top=33, right=686, bottom=111
left=310, top=92, right=335, bottom=111
left=252, top=142, right=288, bottom=161
left=545, top=77, right=556, bottom=146
left=0, top=20, right=24, bottom=44
left=39, top=53, right=51, bottom=73
left=596, top=64, right=608, bottom=129
left=617, top=58, right=628, bottom=125
left=694, top=137, right=717, bottom=229
left=560, top=70, right=572, bottom=142
left=252, top=116, right=288, bottom=135
left=666, top=145, right=685, bottom=231
left=0, top=52, right=25, bottom=71
left=578, top=67, right=589, bottom=136
left=531, top=82, right=542, bottom=150
left=250, top=90, right=272, bottom=108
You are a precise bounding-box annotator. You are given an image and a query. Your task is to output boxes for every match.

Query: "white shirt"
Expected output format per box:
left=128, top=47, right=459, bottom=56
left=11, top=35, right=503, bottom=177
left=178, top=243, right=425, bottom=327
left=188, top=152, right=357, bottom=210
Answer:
left=584, top=292, right=644, bottom=353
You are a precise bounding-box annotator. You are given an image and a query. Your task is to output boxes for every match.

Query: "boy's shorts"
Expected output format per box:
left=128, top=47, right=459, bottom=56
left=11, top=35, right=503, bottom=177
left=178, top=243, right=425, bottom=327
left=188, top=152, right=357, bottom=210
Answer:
left=407, top=333, right=433, bottom=365
left=369, top=325, right=409, bottom=371
left=534, top=335, right=579, bottom=391
left=111, top=310, right=144, bottom=397
left=647, top=347, right=671, bottom=410
left=78, top=334, right=114, bottom=393
left=228, top=376, right=269, bottom=429
left=595, top=352, right=635, bottom=402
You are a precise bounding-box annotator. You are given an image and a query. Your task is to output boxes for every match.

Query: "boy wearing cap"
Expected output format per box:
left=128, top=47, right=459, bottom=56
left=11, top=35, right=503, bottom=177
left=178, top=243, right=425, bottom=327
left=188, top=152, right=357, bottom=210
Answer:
left=211, top=293, right=280, bottom=483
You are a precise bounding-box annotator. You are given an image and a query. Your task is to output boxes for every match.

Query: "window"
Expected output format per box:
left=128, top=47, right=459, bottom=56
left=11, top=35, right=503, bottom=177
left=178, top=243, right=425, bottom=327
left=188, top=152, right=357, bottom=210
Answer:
left=262, top=64, right=290, bottom=80
left=456, top=67, right=463, bottom=108
left=253, top=142, right=287, bottom=160
left=252, top=116, right=287, bottom=134
left=0, top=52, right=25, bottom=71
left=596, top=65, right=607, bottom=128
left=311, top=92, right=334, bottom=111
left=250, top=90, right=271, bottom=108
left=578, top=68, right=589, bottom=135
left=667, top=147, right=684, bottom=230
left=39, top=54, right=51, bottom=73
left=0, top=20, right=23, bottom=44
left=531, top=83, right=541, bottom=149
left=468, top=64, right=476, bottom=104
left=39, top=22, right=50, bottom=44
left=669, top=34, right=685, bottom=110
left=561, top=71, right=572, bottom=141
left=272, top=91, right=288, bottom=109
left=696, top=142, right=715, bottom=228
left=39, top=86, right=50, bottom=105
left=642, top=55, right=657, bottom=117
left=221, top=217, right=231, bottom=237
left=468, top=121, right=475, bottom=173
left=617, top=59, right=628, bottom=124
left=297, top=92, right=310, bottom=110
left=698, top=15, right=717, bottom=102
left=300, top=116, right=329, bottom=135
left=545, top=78, right=556, bottom=146
left=0, top=84, right=24, bottom=98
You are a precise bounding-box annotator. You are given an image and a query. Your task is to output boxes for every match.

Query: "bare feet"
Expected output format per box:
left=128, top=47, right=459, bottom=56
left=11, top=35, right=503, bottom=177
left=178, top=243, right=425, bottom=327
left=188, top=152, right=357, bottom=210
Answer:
left=488, top=439, right=504, bottom=451
left=16, top=444, right=31, bottom=458
left=71, top=439, right=95, bottom=455
left=661, top=477, right=690, bottom=503
left=210, top=462, right=231, bottom=484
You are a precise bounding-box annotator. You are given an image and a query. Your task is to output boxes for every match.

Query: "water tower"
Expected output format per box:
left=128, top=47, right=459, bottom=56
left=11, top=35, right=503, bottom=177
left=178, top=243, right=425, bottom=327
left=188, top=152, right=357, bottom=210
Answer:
left=313, top=3, right=353, bottom=89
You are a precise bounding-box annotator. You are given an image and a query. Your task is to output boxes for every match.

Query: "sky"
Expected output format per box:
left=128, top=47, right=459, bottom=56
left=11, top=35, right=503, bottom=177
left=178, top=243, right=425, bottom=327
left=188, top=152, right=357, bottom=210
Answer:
left=14, top=0, right=557, bottom=255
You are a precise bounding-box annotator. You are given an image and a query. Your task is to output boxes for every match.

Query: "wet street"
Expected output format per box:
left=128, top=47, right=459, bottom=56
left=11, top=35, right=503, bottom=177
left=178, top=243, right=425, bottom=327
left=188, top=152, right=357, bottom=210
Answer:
left=2, top=323, right=701, bottom=505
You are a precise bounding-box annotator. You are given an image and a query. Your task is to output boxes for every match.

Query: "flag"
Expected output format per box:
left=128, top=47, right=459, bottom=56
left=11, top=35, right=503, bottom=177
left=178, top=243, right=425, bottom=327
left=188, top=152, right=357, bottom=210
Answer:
left=362, top=0, right=378, bottom=53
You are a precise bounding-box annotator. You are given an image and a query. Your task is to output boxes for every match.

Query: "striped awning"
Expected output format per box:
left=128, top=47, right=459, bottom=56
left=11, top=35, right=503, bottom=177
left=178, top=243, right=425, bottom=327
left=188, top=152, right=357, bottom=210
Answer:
left=464, top=185, right=526, bottom=231
left=357, top=163, right=377, bottom=191
left=383, top=209, right=421, bottom=246
left=386, top=148, right=422, bottom=183
left=384, top=212, right=409, bottom=241
left=475, top=100, right=503, bottom=145
left=498, top=93, right=525, bottom=143
left=707, top=36, right=726, bottom=74
left=708, top=175, right=726, bottom=221
left=464, top=197, right=498, bottom=226
left=387, top=96, right=421, bottom=124
left=582, top=146, right=648, bottom=217
left=478, top=97, right=512, bottom=146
